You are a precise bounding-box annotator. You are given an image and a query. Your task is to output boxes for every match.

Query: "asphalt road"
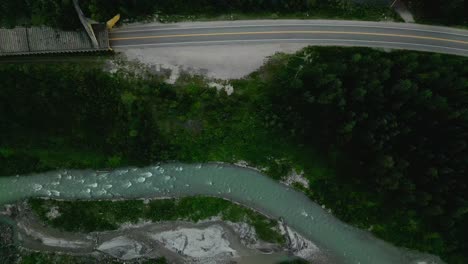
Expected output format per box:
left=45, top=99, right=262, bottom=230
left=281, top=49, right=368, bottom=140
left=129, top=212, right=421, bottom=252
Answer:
left=110, top=20, right=468, bottom=56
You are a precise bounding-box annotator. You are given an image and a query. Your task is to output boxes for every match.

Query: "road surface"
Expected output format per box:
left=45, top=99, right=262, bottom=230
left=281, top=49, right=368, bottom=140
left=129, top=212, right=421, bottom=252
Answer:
left=110, top=20, right=468, bottom=56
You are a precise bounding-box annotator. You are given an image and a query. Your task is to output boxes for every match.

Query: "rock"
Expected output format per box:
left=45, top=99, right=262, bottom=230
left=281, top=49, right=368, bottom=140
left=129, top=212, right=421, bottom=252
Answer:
left=0, top=204, right=15, bottom=217
left=149, top=225, right=237, bottom=260
left=97, top=236, right=147, bottom=260
left=279, top=218, right=319, bottom=261
left=45, top=206, right=61, bottom=220
left=282, top=169, right=309, bottom=189
left=226, top=222, right=258, bottom=247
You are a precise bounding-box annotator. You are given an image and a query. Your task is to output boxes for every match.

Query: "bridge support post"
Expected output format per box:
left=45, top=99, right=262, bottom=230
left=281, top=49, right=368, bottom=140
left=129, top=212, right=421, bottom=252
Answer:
left=73, top=0, right=99, bottom=48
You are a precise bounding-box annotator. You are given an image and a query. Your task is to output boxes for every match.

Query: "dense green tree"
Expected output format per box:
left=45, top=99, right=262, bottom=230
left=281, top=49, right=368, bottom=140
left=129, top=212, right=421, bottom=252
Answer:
left=258, top=47, right=468, bottom=263
left=0, top=0, right=80, bottom=29
left=1, top=0, right=395, bottom=28
left=404, top=0, right=466, bottom=25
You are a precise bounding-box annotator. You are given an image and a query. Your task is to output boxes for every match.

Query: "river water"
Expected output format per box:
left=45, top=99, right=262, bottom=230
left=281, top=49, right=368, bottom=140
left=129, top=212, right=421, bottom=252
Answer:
left=0, top=163, right=443, bottom=264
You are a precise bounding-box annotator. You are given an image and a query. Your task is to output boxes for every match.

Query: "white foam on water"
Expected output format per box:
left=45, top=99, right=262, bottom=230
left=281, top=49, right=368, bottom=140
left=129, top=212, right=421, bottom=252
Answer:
left=98, top=173, right=109, bottom=180
left=94, top=189, right=107, bottom=196
left=122, top=182, right=132, bottom=188
left=116, top=169, right=129, bottom=175
left=140, top=172, right=152, bottom=178
left=136, top=177, right=146, bottom=183
left=32, top=184, right=43, bottom=191
left=87, top=183, right=98, bottom=188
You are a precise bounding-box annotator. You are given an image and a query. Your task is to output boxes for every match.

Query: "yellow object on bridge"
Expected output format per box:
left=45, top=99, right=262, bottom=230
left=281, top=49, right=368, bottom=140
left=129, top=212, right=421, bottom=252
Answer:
left=107, top=14, right=121, bottom=29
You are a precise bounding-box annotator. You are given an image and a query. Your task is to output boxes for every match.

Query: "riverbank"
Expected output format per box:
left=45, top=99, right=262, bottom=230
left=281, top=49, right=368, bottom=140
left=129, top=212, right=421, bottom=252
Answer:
left=1, top=197, right=319, bottom=264
left=27, top=196, right=285, bottom=244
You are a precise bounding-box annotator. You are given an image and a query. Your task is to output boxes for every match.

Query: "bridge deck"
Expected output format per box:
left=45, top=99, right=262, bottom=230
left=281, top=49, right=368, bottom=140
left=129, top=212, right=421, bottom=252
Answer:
left=0, top=24, right=110, bottom=56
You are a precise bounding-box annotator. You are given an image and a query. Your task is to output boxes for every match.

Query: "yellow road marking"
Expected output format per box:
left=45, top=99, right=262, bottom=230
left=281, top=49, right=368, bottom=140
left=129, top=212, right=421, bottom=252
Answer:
left=109, top=31, right=468, bottom=45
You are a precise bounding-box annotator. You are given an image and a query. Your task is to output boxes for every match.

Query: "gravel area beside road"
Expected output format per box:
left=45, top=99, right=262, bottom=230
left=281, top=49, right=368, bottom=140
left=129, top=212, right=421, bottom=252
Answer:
left=119, top=43, right=309, bottom=81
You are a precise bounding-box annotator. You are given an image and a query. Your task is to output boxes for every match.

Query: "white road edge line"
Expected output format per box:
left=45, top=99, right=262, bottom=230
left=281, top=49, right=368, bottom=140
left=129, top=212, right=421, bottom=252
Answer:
left=111, top=24, right=468, bottom=37
left=111, top=38, right=468, bottom=53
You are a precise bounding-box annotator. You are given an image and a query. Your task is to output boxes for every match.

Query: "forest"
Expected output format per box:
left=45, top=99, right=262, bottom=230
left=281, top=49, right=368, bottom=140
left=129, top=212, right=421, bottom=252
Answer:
left=1, top=0, right=465, bottom=29
left=404, top=0, right=467, bottom=26
left=0, top=0, right=396, bottom=29
left=255, top=48, right=468, bottom=263
left=0, top=47, right=467, bottom=263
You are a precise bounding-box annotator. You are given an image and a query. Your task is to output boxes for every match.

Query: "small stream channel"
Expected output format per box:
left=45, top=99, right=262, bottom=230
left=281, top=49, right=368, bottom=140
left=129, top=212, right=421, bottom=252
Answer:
left=0, top=163, right=444, bottom=264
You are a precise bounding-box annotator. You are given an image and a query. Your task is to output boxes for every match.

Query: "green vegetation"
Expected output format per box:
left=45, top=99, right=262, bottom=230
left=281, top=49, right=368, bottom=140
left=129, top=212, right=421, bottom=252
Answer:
left=18, top=252, right=167, bottom=264
left=0, top=0, right=82, bottom=29
left=142, top=259, right=167, bottom=264
left=0, top=245, right=17, bottom=264
left=20, top=253, right=102, bottom=264
left=142, top=259, right=168, bottom=264
left=279, top=259, right=310, bottom=264
left=1, top=47, right=468, bottom=263
left=404, top=0, right=467, bottom=26
left=0, top=61, right=301, bottom=177
left=29, top=196, right=285, bottom=244
left=80, top=0, right=398, bottom=23
left=253, top=48, right=468, bottom=263
left=0, top=223, right=17, bottom=264
left=0, top=0, right=398, bottom=29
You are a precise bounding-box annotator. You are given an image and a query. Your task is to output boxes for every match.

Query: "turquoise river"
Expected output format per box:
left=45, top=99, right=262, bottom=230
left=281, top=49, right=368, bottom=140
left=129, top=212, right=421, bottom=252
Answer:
left=0, top=163, right=444, bottom=264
